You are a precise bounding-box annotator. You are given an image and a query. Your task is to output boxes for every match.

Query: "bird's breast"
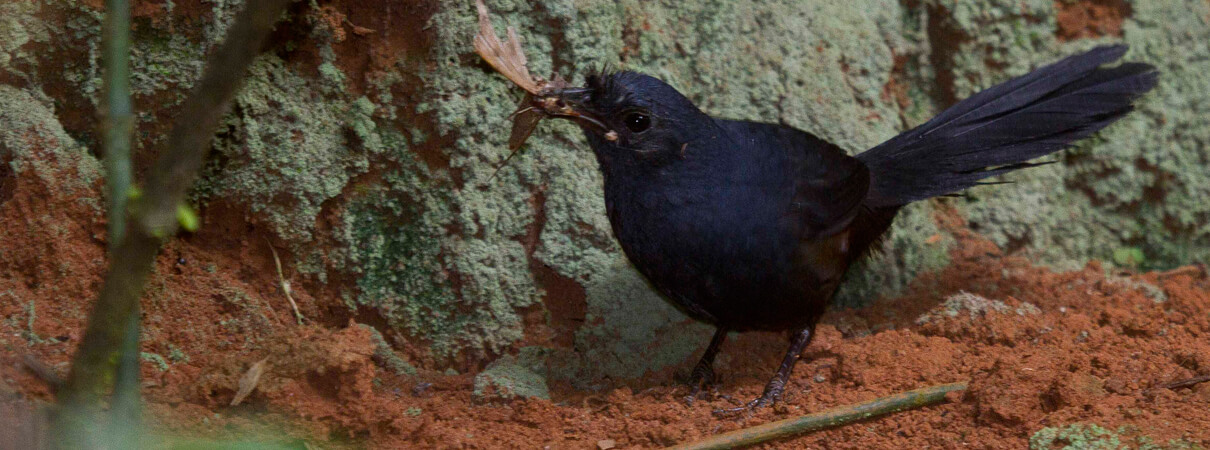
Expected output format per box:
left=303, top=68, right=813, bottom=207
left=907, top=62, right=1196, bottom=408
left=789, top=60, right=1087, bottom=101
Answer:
left=602, top=174, right=805, bottom=317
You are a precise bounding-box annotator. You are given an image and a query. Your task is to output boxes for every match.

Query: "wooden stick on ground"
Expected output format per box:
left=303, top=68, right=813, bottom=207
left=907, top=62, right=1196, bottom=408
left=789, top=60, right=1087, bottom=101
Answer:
left=667, top=382, right=968, bottom=450
left=1145, top=374, right=1210, bottom=396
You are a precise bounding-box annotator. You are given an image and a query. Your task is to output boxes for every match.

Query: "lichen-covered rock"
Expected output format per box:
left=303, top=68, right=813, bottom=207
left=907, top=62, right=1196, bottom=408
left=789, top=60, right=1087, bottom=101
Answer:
left=0, top=85, right=101, bottom=194
left=472, top=355, right=550, bottom=401
left=915, top=292, right=1043, bottom=345
left=1026, top=423, right=1196, bottom=450
left=0, top=84, right=105, bottom=327
left=916, top=292, right=1041, bottom=324
left=3, top=0, right=1208, bottom=388
left=1029, top=423, right=1122, bottom=449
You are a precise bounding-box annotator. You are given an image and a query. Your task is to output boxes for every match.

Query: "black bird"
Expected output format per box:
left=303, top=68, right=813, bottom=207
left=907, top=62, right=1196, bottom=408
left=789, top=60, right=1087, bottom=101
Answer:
left=537, top=45, right=1157, bottom=413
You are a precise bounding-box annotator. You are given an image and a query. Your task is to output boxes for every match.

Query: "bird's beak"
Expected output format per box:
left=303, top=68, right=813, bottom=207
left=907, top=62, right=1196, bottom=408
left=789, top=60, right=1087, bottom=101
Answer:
left=537, top=87, right=619, bottom=141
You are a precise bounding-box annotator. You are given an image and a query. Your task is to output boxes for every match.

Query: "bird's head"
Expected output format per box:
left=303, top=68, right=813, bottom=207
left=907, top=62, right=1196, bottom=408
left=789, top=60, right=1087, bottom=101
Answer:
left=542, top=70, right=716, bottom=168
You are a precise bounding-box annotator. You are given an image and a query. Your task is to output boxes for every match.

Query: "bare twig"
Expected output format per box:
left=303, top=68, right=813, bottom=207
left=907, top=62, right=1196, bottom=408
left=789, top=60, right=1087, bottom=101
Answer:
left=666, top=382, right=968, bottom=450
left=54, top=0, right=292, bottom=445
left=267, top=239, right=305, bottom=325
left=1145, top=374, right=1210, bottom=396
left=21, top=354, right=62, bottom=392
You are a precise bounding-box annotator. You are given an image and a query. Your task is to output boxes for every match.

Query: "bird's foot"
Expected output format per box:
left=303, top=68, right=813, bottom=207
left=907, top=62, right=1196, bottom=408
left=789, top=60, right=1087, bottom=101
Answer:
left=711, top=381, right=784, bottom=418
left=681, top=362, right=718, bottom=405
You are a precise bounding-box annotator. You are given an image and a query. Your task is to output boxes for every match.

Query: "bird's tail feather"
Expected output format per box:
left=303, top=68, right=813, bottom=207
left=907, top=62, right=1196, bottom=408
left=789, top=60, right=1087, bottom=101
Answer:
left=856, top=45, right=1158, bottom=207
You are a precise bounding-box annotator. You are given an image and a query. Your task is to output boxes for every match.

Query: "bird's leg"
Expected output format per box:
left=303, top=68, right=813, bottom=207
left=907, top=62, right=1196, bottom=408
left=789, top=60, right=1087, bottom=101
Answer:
left=684, top=327, right=728, bottom=404
left=714, top=325, right=815, bottom=417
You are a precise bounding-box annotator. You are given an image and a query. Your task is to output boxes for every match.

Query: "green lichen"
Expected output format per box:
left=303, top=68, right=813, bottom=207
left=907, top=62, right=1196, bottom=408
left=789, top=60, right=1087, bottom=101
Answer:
left=198, top=0, right=245, bottom=45
left=472, top=354, right=550, bottom=401
left=1031, top=424, right=1123, bottom=450
left=200, top=55, right=366, bottom=244
left=24, top=298, right=42, bottom=345
left=329, top=1, right=574, bottom=364
left=337, top=160, right=542, bottom=358
left=0, top=3, right=51, bottom=75
left=359, top=324, right=417, bottom=376
left=131, top=33, right=205, bottom=97
left=168, top=344, right=190, bottom=364
left=616, top=0, right=908, bottom=150
left=140, top=352, right=170, bottom=372
left=1029, top=423, right=1201, bottom=450
left=0, top=85, right=102, bottom=193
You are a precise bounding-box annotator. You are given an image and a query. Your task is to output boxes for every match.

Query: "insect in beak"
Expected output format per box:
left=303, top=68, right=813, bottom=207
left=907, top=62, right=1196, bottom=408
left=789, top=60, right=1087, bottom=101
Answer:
left=490, top=87, right=619, bottom=181
left=507, top=95, right=546, bottom=151
left=474, top=0, right=617, bottom=181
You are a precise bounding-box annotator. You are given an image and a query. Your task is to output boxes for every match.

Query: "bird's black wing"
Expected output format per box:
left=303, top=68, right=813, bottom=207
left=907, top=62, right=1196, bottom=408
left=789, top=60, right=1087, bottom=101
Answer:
left=716, top=119, right=870, bottom=239
left=779, top=125, right=870, bottom=239
left=712, top=119, right=870, bottom=302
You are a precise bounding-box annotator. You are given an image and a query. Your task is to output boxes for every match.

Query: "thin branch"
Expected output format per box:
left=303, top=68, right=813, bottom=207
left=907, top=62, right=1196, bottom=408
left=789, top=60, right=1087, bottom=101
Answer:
left=667, top=382, right=968, bottom=450
left=1145, top=374, right=1210, bottom=396
left=99, top=0, right=142, bottom=442
left=110, top=312, right=142, bottom=447
left=102, top=0, right=133, bottom=248
left=54, top=0, right=292, bottom=445
left=267, top=239, right=305, bottom=325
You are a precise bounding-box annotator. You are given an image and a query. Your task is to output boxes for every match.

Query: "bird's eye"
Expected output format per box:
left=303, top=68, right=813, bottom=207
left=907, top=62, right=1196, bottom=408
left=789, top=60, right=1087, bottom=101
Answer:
left=622, top=112, right=652, bottom=133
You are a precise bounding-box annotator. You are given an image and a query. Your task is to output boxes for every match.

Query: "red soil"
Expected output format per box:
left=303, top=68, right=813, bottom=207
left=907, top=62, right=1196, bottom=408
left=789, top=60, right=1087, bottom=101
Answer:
left=2, top=141, right=1208, bottom=447
left=1056, top=0, right=1132, bottom=41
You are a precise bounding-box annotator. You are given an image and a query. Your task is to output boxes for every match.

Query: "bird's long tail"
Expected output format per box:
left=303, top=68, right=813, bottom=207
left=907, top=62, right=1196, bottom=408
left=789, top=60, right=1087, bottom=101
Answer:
left=856, top=45, right=1158, bottom=207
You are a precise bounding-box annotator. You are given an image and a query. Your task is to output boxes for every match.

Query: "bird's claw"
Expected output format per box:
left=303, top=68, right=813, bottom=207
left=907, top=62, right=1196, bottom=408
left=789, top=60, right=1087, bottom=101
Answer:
left=711, top=393, right=776, bottom=418
left=711, top=382, right=785, bottom=417
left=681, top=363, right=718, bottom=405
left=684, top=383, right=721, bottom=406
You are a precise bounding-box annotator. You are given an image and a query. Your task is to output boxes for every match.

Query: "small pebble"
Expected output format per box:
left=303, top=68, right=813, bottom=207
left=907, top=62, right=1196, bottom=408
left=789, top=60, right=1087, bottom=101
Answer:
left=412, top=381, right=433, bottom=397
